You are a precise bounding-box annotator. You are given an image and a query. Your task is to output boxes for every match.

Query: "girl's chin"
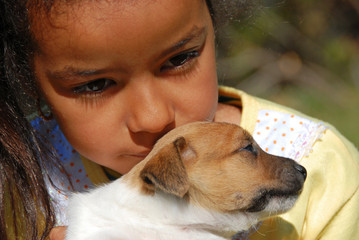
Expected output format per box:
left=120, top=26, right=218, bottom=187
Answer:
left=108, top=155, right=148, bottom=174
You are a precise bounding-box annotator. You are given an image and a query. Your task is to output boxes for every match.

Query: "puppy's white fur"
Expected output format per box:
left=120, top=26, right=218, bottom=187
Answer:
left=68, top=184, right=258, bottom=240
left=66, top=122, right=306, bottom=240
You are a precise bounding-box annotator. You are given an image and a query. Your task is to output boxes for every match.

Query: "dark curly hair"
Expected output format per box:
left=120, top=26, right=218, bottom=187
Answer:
left=0, top=0, right=256, bottom=239
left=1, top=1, right=61, bottom=239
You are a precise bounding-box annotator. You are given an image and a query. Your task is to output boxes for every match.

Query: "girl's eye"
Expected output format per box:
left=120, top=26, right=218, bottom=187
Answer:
left=161, top=51, right=199, bottom=71
left=73, top=78, right=115, bottom=94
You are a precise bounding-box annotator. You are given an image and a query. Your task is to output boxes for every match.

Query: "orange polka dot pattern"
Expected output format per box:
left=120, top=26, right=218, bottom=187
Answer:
left=31, top=117, right=94, bottom=226
left=254, top=110, right=327, bottom=162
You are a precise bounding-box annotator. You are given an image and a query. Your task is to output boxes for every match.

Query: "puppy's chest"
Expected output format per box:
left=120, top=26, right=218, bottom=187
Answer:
left=84, top=180, right=183, bottom=222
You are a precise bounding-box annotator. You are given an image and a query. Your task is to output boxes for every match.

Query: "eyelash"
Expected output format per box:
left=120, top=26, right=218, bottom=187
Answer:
left=71, top=48, right=202, bottom=97
left=72, top=78, right=115, bottom=95
left=160, top=50, right=200, bottom=73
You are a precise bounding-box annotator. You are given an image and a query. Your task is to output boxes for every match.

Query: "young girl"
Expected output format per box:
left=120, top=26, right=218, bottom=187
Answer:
left=1, top=0, right=358, bottom=239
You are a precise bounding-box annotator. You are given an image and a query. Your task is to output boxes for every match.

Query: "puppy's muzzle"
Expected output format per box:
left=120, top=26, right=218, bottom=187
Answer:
left=247, top=157, right=307, bottom=213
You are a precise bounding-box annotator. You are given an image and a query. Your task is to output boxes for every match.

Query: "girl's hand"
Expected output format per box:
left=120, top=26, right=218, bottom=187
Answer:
left=49, top=226, right=67, bottom=240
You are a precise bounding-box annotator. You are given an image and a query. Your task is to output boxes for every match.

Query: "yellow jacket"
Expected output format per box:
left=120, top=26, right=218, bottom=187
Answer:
left=219, top=86, right=359, bottom=239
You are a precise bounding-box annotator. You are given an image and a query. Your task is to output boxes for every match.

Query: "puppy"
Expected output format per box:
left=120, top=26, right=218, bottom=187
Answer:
left=66, top=122, right=306, bottom=240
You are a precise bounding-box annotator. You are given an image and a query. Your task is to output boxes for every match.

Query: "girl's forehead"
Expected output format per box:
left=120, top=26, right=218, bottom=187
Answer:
left=30, top=0, right=212, bottom=74
left=30, top=0, right=208, bottom=43
left=30, top=0, right=206, bottom=27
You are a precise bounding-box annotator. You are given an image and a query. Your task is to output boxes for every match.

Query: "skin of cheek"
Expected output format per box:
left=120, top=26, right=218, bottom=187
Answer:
left=33, top=0, right=219, bottom=174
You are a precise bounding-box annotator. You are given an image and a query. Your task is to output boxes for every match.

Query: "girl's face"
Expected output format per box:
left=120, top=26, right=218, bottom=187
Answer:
left=33, top=0, right=218, bottom=174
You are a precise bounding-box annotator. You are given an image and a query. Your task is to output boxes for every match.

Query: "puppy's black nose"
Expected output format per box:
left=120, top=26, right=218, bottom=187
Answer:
left=294, top=164, right=307, bottom=180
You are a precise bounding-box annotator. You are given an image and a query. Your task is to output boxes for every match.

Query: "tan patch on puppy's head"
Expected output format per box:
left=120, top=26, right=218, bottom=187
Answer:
left=136, top=122, right=305, bottom=214
left=180, top=123, right=305, bottom=213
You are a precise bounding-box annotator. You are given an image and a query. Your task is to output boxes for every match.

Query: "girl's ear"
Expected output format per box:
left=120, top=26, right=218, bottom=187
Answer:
left=140, top=137, right=195, bottom=198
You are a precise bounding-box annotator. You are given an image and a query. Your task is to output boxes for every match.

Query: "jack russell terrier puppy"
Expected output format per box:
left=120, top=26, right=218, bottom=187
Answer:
left=66, top=122, right=307, bottom=240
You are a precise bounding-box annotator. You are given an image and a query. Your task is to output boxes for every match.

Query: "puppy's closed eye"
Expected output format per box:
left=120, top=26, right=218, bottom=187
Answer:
left=238, top=143, right=258, bottom=157
left=231, top=143, right=256, bottom=156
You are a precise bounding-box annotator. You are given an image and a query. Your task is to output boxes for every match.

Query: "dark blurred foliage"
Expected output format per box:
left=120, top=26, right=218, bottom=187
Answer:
left=216, top=0, right=359, bottom=147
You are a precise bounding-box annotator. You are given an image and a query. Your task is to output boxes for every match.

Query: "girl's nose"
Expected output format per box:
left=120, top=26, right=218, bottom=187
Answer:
left=125, top=79, right=175, bottom=134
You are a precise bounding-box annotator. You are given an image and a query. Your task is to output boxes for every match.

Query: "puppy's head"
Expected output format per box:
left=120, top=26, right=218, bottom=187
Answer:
left=139, top=122, right=306, bottom=217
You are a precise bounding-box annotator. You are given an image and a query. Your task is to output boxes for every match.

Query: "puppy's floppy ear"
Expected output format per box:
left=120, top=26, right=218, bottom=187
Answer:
left=140, top=137, right=194, bottom=198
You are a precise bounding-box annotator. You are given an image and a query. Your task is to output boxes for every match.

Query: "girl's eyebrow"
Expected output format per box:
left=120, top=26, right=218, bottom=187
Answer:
left=47, top=67, right=107, bottom=81
left=158, top=26, right=207, bottom=59
left=47, top=26, right=207, bottom=81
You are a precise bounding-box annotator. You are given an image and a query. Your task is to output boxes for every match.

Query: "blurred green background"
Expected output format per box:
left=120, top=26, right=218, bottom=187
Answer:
left=216, top=0, right=359, bottom=148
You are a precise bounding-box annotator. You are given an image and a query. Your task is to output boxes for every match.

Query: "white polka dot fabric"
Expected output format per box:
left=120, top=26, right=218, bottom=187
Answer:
left=253, top=110, right=328, bottom=162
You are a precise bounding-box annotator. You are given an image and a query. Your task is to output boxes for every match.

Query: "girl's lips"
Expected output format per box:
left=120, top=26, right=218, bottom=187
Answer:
left=123, top=151, right=151, bottom=159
